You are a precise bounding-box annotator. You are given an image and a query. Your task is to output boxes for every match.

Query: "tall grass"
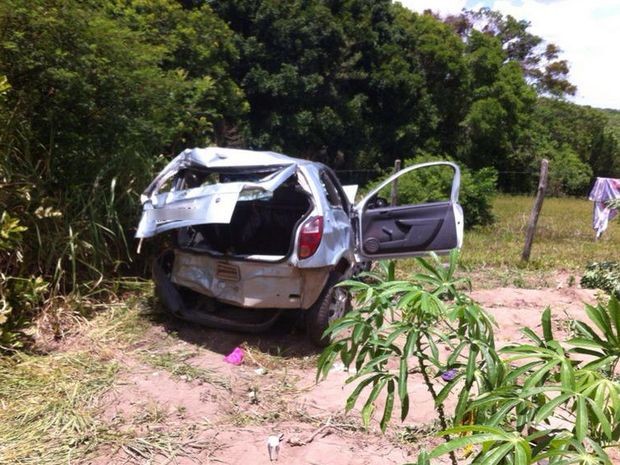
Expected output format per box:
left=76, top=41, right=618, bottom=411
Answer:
left=0, top=117, right=152, bottom=348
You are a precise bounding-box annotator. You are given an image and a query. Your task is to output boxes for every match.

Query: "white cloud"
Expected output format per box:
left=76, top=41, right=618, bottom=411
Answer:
left=398, top=0, right=620, bottom=109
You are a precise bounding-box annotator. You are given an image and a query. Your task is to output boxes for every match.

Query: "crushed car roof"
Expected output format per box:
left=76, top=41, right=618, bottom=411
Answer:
left=176, top=147, right=312, bottom=169
left=135, top=147, right=311, bottom=239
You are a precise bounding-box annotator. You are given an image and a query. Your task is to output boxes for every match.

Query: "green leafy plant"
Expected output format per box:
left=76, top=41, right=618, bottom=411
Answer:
left=0, top=211, right=49, bottom=349
left=440, top=298, right=620, bottom=464
left=318, top=251, right=500, bottom=464
left=318, top=253, right=620, bottom=465
left=581, top=262, right=620, bottom=299
left=569, top=296, right=620, bottom=377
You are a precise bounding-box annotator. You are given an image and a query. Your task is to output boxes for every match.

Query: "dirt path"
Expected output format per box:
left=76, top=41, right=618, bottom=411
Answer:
left=84, top=284, right=605, bottom=464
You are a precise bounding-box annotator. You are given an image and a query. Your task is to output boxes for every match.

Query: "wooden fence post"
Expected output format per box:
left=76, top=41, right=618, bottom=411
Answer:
left=521, top=158, right=549, bottom=262
left=391, top=159, right=401, bottom=206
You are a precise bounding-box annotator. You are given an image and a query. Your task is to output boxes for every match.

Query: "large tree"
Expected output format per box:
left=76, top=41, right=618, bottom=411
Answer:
left=211, top=1, right=471, bottom=168
left=383, top=5, right=470, bottom=161
left=445, top=7, right=576, bottom=97
left=211, top=0, right=354, bottom=162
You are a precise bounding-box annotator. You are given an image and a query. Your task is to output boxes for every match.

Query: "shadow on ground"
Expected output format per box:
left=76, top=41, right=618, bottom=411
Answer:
left=140, top=295, right=321, bottom=359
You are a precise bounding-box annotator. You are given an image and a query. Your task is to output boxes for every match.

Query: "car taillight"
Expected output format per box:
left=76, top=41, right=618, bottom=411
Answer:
left=298, top=216, right=323, bottom=259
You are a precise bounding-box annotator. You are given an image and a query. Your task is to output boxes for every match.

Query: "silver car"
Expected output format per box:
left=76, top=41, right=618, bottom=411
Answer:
left=136, top=147, right=463, bottom=345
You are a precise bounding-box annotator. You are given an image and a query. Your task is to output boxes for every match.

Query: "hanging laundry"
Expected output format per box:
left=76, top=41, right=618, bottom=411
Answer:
left=589, top=177, right=620, bottom=238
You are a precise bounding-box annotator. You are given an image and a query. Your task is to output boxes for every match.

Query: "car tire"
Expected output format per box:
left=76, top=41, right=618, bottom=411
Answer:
left=306, top=272, right=351, bottom=347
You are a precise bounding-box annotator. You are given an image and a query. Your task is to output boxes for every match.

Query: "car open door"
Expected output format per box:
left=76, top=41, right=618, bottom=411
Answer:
left=354, top=161, right=463, bottom=259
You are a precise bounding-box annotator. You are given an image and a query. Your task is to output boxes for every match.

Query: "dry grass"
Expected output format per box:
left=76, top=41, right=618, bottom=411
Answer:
left=0, top=266, right=393, bottom=462
left=0, top=294, right=212, bottom=465
left=225, top=368, right=306, bottom=427
left=0, top=352, right=117, bottom=464
left=97, top=420, right=217, bottom=464
left=141, top=350, right=232, bottom=391
left=86, top=295, right=155, bottom=347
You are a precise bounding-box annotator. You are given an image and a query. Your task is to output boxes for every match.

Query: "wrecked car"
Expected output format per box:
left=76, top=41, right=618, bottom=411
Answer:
left=136, top=147, right=463, bottom=345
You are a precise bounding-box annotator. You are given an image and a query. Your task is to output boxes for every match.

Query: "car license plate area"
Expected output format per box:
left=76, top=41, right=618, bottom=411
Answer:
left=217, top=261, right=240, bottom=281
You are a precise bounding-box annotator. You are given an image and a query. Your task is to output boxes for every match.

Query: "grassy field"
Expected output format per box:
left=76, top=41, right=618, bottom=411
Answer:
left=460, top=194, right=619, bottom=270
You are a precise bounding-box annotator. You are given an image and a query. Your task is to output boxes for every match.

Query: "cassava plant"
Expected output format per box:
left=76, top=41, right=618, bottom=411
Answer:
left=317, top=252, right=620, bottom=465
left=317, top=251, right=503, bottom=464
left=581, top=262, right=620, bottom=299
left=450, top=301, right=619, bottom=465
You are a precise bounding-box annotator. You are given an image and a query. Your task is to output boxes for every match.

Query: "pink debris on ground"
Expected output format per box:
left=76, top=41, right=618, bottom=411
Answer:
left=224, top=347, right=245, bottom=365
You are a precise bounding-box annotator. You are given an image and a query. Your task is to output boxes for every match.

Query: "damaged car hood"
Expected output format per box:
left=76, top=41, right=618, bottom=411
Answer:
left=136, top=147, right=301, bottom=239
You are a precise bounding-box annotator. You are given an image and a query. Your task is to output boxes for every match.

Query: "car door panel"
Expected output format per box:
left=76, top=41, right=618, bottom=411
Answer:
left=361, top=201, right=457, bottom=255
left=355, top=162, right=463, bottom=260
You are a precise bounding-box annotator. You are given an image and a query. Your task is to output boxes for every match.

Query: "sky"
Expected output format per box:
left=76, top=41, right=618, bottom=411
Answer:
left=398, top=0, right=620, bottom=110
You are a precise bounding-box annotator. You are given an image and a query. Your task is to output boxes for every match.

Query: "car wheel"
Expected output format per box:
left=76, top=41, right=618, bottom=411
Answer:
left=306, top=273, right=351, bottom=347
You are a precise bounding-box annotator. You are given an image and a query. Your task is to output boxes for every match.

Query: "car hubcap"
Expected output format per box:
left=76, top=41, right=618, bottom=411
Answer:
left=327, top=287, right=348, bottom=322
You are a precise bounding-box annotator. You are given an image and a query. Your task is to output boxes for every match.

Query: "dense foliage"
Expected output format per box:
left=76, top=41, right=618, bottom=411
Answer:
left=0, top=0, right=244, bottom=346
left=319, top=253, right=620, bottom=464
left=0, top=0, right=619, bottom=345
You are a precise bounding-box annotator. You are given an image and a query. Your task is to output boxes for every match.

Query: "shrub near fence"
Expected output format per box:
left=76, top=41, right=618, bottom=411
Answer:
left=582, top=262, right=620, bottom=298
left=363, top=156, right=498, bottom=229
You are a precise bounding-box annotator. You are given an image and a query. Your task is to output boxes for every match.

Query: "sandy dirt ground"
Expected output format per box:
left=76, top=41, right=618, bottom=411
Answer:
left=83, top=280, right=616, bottom=465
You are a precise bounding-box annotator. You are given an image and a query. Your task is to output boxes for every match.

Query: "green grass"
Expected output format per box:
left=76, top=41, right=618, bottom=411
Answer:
left=460, top=194, right=619, bottom=270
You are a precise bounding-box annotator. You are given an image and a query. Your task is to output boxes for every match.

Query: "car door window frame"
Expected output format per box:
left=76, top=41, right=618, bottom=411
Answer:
left=356, top=161, right=460, bottom=212
left=354, top=161, right=462, bottom=259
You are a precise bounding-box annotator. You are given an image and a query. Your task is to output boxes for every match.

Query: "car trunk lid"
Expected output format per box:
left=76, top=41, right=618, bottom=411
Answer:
left=136, top=148, right=299, bottom=239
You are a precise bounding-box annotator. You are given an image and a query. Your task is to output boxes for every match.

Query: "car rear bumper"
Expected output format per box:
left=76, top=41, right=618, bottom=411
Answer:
left=170, top=249, right=329, bottom=309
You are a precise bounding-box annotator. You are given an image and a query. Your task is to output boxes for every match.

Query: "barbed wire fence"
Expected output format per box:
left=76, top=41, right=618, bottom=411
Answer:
left=334, top=167, right=544, bottom=193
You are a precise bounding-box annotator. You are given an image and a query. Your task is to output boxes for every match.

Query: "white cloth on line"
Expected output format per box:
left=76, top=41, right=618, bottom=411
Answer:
left=588, top=177, right=620, bottom=237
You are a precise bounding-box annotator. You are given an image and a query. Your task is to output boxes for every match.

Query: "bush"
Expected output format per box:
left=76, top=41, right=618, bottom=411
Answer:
left=532, top=141, right=593, bottom=196
left=581, top=261, right=620, bottom=298
left=458, top=166, right=497, bottom=228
